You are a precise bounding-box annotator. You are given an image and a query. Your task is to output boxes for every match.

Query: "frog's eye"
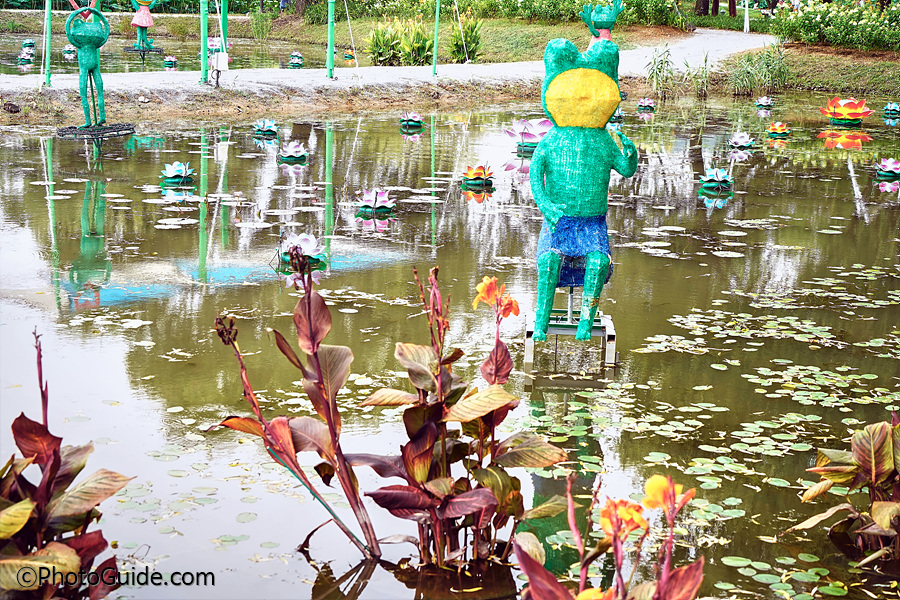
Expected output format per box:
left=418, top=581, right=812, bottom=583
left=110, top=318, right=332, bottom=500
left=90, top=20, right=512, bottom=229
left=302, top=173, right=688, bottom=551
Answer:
left=544, top=39, right=579, bottom=75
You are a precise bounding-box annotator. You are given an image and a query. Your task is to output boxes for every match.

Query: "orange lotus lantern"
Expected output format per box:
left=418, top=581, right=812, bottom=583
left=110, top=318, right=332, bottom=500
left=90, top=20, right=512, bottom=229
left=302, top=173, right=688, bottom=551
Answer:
left=817, top=130, right=872, bottom=150
left=462, top=189, right=492, bottom=203
left=766, top=122, right=790, bottom=138
left=819, top=97, right=875, bottom=126
left=461, top=165, right=494, bottom=189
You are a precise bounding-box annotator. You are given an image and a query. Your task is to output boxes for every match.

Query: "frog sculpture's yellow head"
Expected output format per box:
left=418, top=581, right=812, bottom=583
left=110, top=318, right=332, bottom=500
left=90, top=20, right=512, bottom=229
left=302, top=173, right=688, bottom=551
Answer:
left=541, top=38, right=622, bottom=129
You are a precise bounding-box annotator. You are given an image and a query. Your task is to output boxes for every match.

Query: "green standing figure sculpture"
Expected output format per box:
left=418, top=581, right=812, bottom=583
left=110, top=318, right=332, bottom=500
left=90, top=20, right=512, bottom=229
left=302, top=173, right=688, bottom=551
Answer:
left=530, top=1, right=638, bottom=341
left=65, top=7, right=109, bottom=128
left=130, top=0, right=165, bottom=50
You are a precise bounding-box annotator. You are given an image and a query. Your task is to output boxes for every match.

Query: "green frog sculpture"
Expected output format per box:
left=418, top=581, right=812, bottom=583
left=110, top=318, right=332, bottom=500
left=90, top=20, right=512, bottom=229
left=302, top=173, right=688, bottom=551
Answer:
left=530, top=2, right=638, bottom=341
left=65, top=7, right=110, bottom=128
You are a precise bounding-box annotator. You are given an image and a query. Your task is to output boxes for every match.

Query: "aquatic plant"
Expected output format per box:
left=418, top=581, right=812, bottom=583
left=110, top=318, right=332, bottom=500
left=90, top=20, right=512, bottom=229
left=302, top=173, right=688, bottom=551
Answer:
left=461, top=165, right=493, bottom=188
left=252, top=118, right=278, bottom=136
left=787, top=413, right=900, bottom=568
left=278, top=141, right=308, bottom=163
left=766, top=121, right=790, bottom=137
left=645, top=45, right=675, bottom=100
left=504, top=118, right=553, bottom=155
left=682, top=52, right=710, bottom=99
left=819, top=97, right=874, bottom=126
left=699, top=167, right=733, bottom=191
left=515, top=474, right=704, bottom=599
left=875, top=158, right=900, bottom=179
left=0, top=332, right=131, bottom=597
left=728, top=131, right=754, bottom=149
left=636, top=97, right=656, bottom=112
left=214, top=264, right=568, bottom=567
left=159, top=161, right=194, bottom=184
left=817, top=130, right=872, bottom=151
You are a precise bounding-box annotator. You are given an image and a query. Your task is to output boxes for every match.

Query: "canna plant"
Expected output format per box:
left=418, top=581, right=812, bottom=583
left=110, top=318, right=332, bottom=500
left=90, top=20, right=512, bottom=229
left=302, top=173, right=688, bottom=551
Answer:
left=214, top=242, right=570, bottom=566
left=514, top=474, right=705, bottom=600
left=0, top=332, right=132, bottom=599
left=449, top=14, right=482, bottom=63
left=786, top=412, right=900, bottom=567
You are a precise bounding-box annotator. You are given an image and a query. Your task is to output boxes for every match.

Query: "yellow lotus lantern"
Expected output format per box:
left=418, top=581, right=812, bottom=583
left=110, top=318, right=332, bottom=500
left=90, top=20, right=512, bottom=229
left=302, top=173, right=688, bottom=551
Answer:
left=766, top=122, right=790, bottom=138
left=819, top=97, right=874, bottom=126
left=461, top=165, right=494, bottom=189
left=817, top=130, right=872, bottom=150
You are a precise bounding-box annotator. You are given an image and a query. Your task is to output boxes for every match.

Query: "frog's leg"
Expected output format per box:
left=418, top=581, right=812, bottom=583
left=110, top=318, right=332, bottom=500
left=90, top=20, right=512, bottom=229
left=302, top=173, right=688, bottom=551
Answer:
left=576, top=251, right=611, bottom=340
left=92, top=69, right=106, bottom=125
left=534, top=250, right=561, bottom=342
left=77, top=69, right=91, bottom=128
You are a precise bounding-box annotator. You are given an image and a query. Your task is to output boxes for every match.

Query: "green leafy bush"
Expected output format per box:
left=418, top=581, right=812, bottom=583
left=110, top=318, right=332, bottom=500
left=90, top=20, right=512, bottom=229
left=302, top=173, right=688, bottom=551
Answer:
left=519, top=0, right=582, bottom=22
left=165, top=17, right=195, bottom=41
left=250, top=8, right=274, bottom=41
left=771, top=0, right=900, bottom=51
left=399, top=18, right=434, bottom=66
left=449, top=14, right=483, bottom=62
left=366, top=19, right=402, bottom=65
left=726, top=44, right=788, bottom=95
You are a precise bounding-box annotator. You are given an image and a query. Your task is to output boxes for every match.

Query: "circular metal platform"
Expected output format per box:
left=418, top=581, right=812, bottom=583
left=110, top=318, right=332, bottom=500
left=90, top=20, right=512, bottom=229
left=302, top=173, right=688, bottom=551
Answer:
left=56, top=123, right=135, bottom=140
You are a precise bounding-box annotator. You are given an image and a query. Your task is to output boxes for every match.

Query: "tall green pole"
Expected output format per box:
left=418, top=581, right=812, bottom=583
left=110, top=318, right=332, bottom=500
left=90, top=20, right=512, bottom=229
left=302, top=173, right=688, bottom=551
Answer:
left=326, top=0, right=335, bottom=78
left=220, top=0, right=228, bottom=53
left=198, top=130, right=209, bottom=282
left=324, top=123, right=333, bottom=259
left=42, top=0, right=52, bottom=87
left=199, top=0, right=208, bottom=84
left=430, top=115, right=437, bottom=246
left=45, top=138, right=60, bottom=308
left=431, top=0, right=440, bottom=76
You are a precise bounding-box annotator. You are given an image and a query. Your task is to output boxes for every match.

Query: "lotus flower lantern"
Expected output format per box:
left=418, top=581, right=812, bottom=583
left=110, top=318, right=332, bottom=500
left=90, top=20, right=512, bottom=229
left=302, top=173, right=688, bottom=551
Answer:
left=877, top=181, right=899, bottom=193
left=278, top=141, right=308, bottom=164
left=289, top=51, right=304, bottom=69
left=400, top=111, right=424, bottom=130
left=728, top=132, right=754, bottom=149
left=875, top=158, right=900, bottom=180
left=278, top=233, right=327, bottom=279
left=699, top=188, right=732, bottom=210
left=884, top=102, right=900, bottom=119
left=608, top=107, right=624, bottom=123
left=355, top=189, right=395, bottom=216
left=636, top=98, right=656, bottom=112
left=355, top=213, right=395, bottom=232
left=816, top=130, right=872, bottom=151
left=699, top=168, right=733, bottom=191
left=22, top=38, right=35, bottom=49
left=163, top=55, right=178, bottom=70
left=63, top=44, right=77, bottom=60
left=253, top=119, right=278, bottom=137
left=463, top=189, right=493, bottom=204
left=728, top=149, right=753, bottom=163
left=461, top=165, right=494, bottom=189
left=159, top=161, right=195, bottom=185
left=504, top=118, right=553, bottom=156
left=343, top=48, right=355, bottom=65
left=755, top=96, right=774, bottom=108
left=766, top=122, right=790, bottom=138
left=819, top=97, right=874, bottom=127
left=17, top=50, right=33, bottom=65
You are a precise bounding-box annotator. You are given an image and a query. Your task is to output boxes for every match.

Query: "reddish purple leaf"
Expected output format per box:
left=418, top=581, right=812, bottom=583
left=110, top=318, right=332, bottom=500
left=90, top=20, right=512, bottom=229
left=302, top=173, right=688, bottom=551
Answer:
left=62, top=530, right=108, bottom=566
left=88, top=556, right=120, bottom=600
left=367, top=485, right=438, bottom=511
left=513, top=542, right=573, bottom=600
left=344, top=454, right=407, bottom=481
left=293, top=290, right=332, bottom=355
left=53, top=443, right=94, bottom=495
left=288, top=416, right=334, bottom=460
left=268, top=416, right=298, bottom=457
left=213, top=416, right=266, bottom=439
left=851, top=422, right=894, bottom=488
left=438, top=488, right=498, bottom=519
left=387, top=508, right=432, bottom=523
left=664, top=556, right=705, bottom=600
left=481, top=339, right=513, bottom=385
left=11, top=413, right=61, bottom=465
left=402, top=422, right=437, bottom=484
left=271, top=329, right=304, bottom=370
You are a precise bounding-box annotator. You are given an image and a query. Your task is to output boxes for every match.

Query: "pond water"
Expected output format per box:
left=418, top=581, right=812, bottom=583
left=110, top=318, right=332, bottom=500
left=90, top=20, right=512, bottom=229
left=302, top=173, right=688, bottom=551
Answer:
left=0, top=33, right=336, bottom=75
left=0, top=92, right=898, bottom=599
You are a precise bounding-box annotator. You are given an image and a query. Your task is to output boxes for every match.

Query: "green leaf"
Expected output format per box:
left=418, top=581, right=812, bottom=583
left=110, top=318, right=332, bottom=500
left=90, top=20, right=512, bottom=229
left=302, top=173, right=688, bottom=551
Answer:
left=493, top=434, right=567, bottom=468
left=473, top=466, right=513, bottom=505
left=871, top=501, right=900, bottom=530
left=46, top=469, right=133, bottom=519
left=0, top=499, right=35, bottom=540
left=816, top=447, right=854, bottom=467
left=394, top=343, right=438, bottom=392
left=0, top=542, right=80, bottom=591
left=402, top=422, right=437, bottom=484
left=851, top=422, right=894, bottom=487
left=360, top=388, right=419, bottom=407
left=443, top=385, right=518, bottom=423
left=521, top=495, right=567, bottom=520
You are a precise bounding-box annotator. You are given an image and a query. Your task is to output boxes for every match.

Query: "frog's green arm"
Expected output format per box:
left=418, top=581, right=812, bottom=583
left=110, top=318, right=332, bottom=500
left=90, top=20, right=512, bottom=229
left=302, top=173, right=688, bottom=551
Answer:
left=531, top=144, right=563, bottom=229
left=130, top=0, right=140, bottom=9
left=149, top=0, right=166, bottom=9
left=612, top=131, right=639, bottom=178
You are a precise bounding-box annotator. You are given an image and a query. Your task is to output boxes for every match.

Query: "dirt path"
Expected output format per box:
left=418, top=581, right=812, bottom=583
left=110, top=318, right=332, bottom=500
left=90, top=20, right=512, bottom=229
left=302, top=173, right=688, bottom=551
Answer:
left=0, top=28, right=776, bottom=123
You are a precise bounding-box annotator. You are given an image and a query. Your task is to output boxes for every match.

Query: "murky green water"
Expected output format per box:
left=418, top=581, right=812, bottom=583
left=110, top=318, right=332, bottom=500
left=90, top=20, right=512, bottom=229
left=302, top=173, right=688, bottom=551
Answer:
left=1, top=33, right=334, bottom=75
left=1, top=92, right=898, bottom=599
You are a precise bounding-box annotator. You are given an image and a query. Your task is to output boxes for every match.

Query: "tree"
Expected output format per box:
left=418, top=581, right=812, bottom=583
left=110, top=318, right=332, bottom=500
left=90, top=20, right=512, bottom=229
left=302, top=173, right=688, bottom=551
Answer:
left=728, top=0, right=737, bottom=17
left=711, top=0, right=720, bottom=15
left=694, top=0, right=709, bottom=15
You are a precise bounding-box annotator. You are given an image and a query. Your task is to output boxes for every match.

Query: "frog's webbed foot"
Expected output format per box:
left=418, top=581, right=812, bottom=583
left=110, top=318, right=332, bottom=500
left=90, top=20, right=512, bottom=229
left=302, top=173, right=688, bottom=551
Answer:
left=533, top=329, right=548, bottom=342
left=77, top=122, right=92, bottom=129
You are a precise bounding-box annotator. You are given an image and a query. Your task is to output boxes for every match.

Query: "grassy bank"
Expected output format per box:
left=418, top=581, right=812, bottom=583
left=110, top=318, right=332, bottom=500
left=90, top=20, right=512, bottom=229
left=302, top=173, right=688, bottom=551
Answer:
left=0, top=10, right=685, bottom=63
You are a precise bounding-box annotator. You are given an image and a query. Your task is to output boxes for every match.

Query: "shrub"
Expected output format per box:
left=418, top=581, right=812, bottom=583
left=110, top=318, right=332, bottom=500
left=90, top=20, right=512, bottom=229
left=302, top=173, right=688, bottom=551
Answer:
left=646, top=44, right=676, bottom=99
left=771, top=0, right=900, bottom=52
left=448, top=14, right=483, bottom=62
left=683, top=51, right=710, bottom=98
left=165, top=17, right=195, bottom=41
left=622, top=0, right=679, bottom=25
left=399, top=18, right=434, bottom=66
left=250, top=8, right=274, bottom=41
left=366, top=19, right=402, bottom=66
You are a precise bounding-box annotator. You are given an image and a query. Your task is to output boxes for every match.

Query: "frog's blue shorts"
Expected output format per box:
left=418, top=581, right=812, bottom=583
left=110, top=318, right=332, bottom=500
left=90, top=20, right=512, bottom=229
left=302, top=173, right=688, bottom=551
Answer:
left=537, top=214, right=612, bottom=288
